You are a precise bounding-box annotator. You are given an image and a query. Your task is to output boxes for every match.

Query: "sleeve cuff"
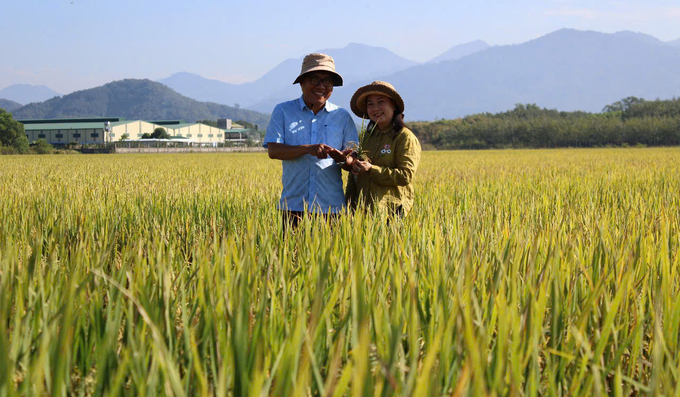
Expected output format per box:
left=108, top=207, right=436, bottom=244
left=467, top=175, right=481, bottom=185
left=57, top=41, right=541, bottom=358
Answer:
left=369, top=164, right=382, bottom=175
left=262, top=138, right=284, bottom=148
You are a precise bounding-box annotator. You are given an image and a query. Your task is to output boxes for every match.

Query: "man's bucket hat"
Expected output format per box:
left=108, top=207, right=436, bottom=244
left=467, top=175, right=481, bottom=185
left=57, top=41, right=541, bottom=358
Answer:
left=350, top=81, right=405, bottom=118
left=293, top=53, right=343, bottom=86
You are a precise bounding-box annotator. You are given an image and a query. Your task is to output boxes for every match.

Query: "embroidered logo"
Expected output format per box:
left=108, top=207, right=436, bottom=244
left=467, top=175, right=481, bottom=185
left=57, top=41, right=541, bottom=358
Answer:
left=289, top=120, right=305, bottom=134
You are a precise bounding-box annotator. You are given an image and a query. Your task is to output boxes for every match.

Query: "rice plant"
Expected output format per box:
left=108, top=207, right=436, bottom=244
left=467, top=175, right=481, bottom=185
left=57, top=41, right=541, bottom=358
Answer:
left=0, top=149, right=678, bottom=396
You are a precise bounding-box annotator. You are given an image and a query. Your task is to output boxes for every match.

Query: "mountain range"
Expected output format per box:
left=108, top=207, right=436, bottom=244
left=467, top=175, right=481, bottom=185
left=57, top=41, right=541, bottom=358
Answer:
left=157, top=41, right=491, bottom=113
left=161, top=29, right=680, bottom=119
left=157, top=43, right=418, bottom=112
left=9, top=79, right=271, bottom=126
left=0, top=84, right=60, bottom=105
left=324, top=29, right=680, bottom=120
left=5, top=29, right=680, bottom=122
left=0, top=98, right=23, bottom=112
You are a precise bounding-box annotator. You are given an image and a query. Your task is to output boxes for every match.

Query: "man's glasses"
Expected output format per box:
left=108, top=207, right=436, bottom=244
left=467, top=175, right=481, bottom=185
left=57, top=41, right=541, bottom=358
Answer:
left=308, top=75, right=334, bottom=88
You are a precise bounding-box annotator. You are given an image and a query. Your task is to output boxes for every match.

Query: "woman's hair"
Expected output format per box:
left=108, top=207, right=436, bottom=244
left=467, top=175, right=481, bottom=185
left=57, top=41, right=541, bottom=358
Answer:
left=366, top=98, right=405, bottom=133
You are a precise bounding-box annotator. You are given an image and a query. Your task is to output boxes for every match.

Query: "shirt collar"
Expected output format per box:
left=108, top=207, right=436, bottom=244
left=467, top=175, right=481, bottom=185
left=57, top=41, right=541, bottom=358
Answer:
left=378, top=124, right=393, bottom=134
left=297, top=95, right=338, bottom=114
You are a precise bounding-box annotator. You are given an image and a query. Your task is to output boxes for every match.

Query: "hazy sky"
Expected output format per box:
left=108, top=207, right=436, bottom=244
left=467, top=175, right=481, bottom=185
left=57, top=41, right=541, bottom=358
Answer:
left=2, top=0, right=679, bottom=94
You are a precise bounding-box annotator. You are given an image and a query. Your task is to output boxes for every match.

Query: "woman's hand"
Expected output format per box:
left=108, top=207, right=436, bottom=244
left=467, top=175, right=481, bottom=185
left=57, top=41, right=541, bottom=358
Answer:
left=352, top=159, right=372, bottom=175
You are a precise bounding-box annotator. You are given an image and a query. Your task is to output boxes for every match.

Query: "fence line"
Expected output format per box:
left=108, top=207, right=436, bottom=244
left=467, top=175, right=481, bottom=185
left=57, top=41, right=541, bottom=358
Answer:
left=114, top=147, right=265, bottom=154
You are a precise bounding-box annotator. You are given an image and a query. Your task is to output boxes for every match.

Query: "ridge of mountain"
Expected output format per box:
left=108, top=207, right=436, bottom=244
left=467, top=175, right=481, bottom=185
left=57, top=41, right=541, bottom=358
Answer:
left=11, top=28, right=680, bottom=123
left=10, top=79, right=270, bottom=126
left=0, top=84, right=60, bottom=105
left=0, top=98, right=23, bottom=112
left=612, top=30, right=667, bottom=46
left=158, top=43, right=418, bottom=111
left=323, top=28, right=680, bottom=120
left=427, top=40, right=491, bottom=63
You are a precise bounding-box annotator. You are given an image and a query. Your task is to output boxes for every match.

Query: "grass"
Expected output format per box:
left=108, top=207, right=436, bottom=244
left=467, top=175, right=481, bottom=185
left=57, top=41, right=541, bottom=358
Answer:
left=0, top=148, right=679, bottom=396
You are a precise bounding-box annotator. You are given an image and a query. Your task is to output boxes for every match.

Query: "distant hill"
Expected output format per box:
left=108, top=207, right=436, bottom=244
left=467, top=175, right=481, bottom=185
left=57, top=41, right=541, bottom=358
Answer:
left=669, top=38, right=680, bottom=47
left=10, top=79, right=270, bottom=126
left=245, top=43, right=418, bottom=113
left=158, top=72, right=262, bottom=109
left=0, top=98, right=23, bottom=112
left=612, top=30, right=667, bottom=46
left=427, top=40, right=490, bottom=63
left=159, top=43, right=418, bottom=113
left=322, top=28, right=680, bottom=121
left=0, top=84, right=60, bottom=104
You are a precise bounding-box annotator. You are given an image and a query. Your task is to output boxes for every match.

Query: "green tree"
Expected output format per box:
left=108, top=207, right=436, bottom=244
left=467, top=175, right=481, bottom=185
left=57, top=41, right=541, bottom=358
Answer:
left=603, top=96, right=645, bottom=113
left=141, top=133, right=152, bottom=139
left=120, top=133, right=130, bottom=141
left=151, top=127, right=169, bottom=139
left=0, top=108, right=25, bottom=147
left=13, top=134, right=29, bottom=154
left=33, top=139, right=53, bottom=154
left=197, top=119, right=218, bottom=128
left=235, top=120, right=258, bottom=130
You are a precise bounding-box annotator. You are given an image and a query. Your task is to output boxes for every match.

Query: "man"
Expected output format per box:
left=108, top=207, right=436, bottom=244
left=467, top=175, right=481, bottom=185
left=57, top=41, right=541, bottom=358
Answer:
left=264, top=53, right=358, bottom=229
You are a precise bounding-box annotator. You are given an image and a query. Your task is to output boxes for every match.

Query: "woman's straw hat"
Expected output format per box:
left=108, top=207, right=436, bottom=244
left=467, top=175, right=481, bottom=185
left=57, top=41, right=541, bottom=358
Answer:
left=350, top=81, right=405, bottom=118
left=292, top=53, right=343, bottom=86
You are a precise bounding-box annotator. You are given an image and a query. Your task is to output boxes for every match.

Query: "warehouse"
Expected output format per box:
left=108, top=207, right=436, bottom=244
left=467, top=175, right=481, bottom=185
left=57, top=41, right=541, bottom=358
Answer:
left=19, top=117, right=227, bottom=145
left=157, top=122, right=226, bottom=142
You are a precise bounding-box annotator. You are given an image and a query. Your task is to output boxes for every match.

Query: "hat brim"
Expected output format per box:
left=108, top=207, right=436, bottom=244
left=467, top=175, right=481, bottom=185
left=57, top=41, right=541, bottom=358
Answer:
left=293, top=67, right=343, bottom=86
left=350, top=84, right=405, bottom=119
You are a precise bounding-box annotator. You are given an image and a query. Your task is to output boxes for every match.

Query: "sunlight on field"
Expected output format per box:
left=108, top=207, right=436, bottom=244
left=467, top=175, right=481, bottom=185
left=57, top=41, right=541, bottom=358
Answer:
left=1, top=149, right=679, bottom=395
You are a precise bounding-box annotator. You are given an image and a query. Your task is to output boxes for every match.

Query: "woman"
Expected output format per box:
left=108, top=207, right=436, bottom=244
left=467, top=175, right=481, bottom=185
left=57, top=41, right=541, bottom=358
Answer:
left=345, top=81, right=421, bottom=216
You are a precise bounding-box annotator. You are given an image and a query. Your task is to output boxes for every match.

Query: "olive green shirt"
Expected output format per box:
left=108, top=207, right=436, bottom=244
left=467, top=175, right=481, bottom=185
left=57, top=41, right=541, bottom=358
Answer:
left=346, top=125, right=421, bottom=215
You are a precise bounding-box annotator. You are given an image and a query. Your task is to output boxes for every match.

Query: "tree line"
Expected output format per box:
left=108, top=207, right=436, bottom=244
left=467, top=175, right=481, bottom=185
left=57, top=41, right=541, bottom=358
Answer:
left=4, top=96, right=680, bottom=154
left=409, top=97, right=680, bottom=149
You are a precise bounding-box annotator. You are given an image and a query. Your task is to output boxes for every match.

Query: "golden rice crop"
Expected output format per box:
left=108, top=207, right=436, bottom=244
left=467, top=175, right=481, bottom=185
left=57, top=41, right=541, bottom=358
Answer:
left=0, top=148, right=679, bottom=396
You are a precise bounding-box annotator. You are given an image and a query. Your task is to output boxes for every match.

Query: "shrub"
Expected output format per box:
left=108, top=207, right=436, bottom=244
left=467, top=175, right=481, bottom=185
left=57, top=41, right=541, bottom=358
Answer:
left=0, top=146, right=18, bottom=155
left=13, top=134, right=29, bottom=154
left=32, top=139, right=53, bottom=154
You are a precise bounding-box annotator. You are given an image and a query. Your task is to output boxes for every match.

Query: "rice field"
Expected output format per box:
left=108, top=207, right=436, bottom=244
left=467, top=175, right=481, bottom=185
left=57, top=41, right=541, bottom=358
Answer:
left=1, top=148, right=679, bottom=396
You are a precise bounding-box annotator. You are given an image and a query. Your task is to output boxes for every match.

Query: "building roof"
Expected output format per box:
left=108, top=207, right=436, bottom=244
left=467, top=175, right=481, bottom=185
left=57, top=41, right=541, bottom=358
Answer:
left=149, top=120, right=186, bottom=126
left=22, top=121, right=131, bottom=131
left=165, top=122, right=228, bottom=132
left=19, top=118, right=232, bottom=133
left=164, top=123, right=196, bottom=129
left=225, top=128, right=256, bottom=133
left=18, top=117, right=126, bottom=124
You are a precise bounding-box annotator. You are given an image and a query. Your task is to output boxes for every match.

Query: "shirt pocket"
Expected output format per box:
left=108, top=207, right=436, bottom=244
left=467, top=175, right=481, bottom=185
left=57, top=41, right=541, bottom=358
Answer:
left=285, top=118, right=308, bottom=145
left=321, top=124, right=344, bottom=150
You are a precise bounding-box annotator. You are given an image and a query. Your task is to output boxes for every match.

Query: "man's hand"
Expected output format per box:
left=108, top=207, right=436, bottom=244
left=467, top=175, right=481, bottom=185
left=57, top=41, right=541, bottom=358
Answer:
left=352, top=159, right=372, bottom=175
left=307, top=144, right=328, bottom=159
left=325, top=147, right=353, bottom=163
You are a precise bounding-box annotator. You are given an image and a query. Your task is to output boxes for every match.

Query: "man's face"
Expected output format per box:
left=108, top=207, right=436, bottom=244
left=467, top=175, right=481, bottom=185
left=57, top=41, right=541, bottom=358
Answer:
left=300, top=72, right=334, bottom=110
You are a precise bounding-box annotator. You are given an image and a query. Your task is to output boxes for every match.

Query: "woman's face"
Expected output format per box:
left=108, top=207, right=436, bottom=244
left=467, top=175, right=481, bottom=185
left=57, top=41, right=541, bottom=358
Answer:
left=365, top=94, right=396, bottom=127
